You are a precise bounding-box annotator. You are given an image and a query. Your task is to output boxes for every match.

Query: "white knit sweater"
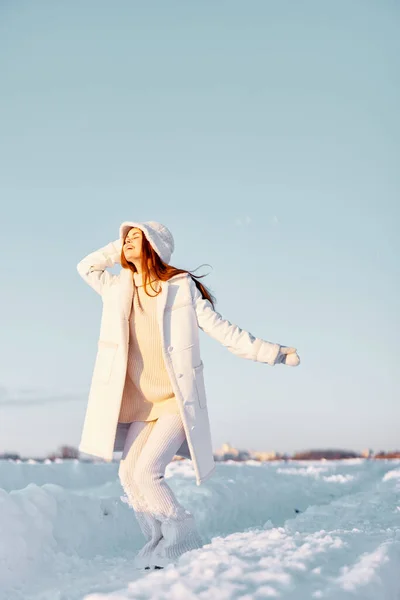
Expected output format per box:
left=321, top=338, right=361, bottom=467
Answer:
left=118, top=271, right=179, bottom=422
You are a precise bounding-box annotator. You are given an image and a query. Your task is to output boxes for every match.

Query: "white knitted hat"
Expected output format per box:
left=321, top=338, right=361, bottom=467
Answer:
left=119, top=221, right=175, bottom=264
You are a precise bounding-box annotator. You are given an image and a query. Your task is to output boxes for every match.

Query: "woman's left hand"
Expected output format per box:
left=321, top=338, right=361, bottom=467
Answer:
left=275, top=346, right=300, bottom=366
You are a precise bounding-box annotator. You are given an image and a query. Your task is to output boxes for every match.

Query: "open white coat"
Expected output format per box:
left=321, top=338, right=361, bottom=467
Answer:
left=77, top=239, right=282, bottom=485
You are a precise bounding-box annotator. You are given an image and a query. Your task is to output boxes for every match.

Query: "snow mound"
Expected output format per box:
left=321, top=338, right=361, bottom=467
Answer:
left=0, top=459, right=399, bottom=600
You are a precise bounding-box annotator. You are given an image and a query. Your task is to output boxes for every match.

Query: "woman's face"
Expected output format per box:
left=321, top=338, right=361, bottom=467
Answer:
left=123, top=227, right=143, bottom=261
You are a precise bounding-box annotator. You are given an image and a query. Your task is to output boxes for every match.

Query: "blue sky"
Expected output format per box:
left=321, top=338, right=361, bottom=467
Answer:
left=1, top=1, right=399, bottom=457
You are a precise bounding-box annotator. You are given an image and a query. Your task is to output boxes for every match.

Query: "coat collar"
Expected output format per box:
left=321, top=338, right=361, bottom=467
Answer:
left=118, top=268, right=189, bottom=321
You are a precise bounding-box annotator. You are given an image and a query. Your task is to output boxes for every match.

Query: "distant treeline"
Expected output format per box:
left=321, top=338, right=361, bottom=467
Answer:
left=1, top=447, right=399, bottom=462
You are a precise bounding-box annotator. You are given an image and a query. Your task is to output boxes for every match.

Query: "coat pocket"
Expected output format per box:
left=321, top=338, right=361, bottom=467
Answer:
left=193, top=361, right=207, bottom=409
left=94, top=341, right=118, bottom=384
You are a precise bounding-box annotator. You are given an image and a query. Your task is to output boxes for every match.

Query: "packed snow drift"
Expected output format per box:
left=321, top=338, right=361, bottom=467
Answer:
left=1, top=458, right=399, bottom=599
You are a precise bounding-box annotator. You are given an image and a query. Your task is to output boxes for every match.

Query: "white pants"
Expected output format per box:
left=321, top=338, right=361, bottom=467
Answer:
left=118, top=413, right=202, bottom=568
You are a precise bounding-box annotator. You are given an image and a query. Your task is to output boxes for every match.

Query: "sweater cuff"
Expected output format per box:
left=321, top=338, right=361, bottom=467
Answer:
left=256, top=341, right=281, bottom=366
left=100, top=240, right=122, bottom=267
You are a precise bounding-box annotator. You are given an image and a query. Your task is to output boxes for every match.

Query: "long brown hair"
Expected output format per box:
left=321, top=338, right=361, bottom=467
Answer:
left=120, top=231, right=216, bottom=309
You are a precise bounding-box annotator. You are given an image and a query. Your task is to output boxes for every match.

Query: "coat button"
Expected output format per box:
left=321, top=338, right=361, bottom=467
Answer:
left=168, top=345, right=174, bottom=352
left=177, top=373, right=183, bottom=378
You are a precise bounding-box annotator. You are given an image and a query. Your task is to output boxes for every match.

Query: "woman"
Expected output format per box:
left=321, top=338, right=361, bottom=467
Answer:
left=76, top=220, right=300, bottom=570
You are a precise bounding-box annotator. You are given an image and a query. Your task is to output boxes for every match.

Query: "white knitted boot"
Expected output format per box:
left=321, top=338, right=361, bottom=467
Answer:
left=121, top=494, right=163, bottom=569
left=148, top=509, right=202, bottom=568
left=132, top=511, right=163, bottom=569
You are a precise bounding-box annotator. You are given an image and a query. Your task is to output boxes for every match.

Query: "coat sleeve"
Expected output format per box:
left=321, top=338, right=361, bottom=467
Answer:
left=76, top=239, right=122, bottom=296
left=188, top=276, right=281, bottom=366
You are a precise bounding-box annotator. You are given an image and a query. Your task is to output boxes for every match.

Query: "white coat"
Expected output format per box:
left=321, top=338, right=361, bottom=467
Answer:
left=77, top=239, right=283, bottom=485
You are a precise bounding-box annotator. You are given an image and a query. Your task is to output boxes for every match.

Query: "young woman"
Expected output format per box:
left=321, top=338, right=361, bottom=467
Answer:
left=77, top=220, right=300, bottom=570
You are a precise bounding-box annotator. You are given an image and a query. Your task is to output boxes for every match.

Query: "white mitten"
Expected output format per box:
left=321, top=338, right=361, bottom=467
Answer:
left=275, top=346, right=300, bottom=367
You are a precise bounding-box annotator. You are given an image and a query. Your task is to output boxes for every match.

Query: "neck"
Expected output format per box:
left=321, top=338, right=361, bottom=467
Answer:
left=130, top=259, right=142, bottom=273
left=130, top=260, right=156, bottom=278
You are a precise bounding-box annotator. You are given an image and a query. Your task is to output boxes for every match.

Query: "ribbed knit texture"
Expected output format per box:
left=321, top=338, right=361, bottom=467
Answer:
left=118, top=415, right=203, bottom=569
left=118, top=271, right=180, bottom=423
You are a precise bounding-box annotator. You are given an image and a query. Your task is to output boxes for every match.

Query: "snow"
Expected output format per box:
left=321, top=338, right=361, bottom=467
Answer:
left=0, top=459, right=399, bottom=600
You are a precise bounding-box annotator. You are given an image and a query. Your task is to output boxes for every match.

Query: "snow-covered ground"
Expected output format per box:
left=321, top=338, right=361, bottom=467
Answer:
left=1, top=458, right=399, bottom=600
